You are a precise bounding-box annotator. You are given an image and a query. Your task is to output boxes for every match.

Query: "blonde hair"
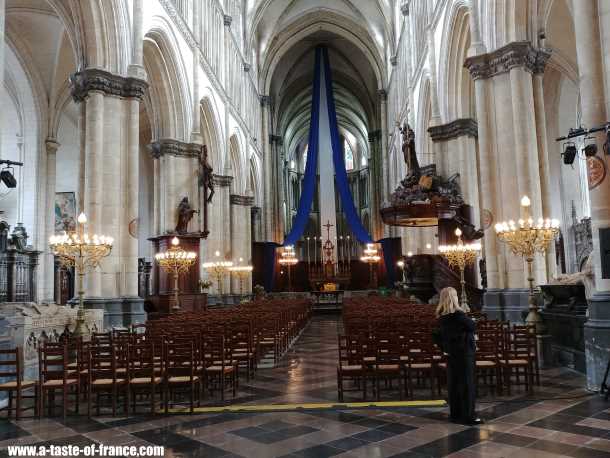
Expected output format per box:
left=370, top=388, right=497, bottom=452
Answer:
left=435, top=287, right=467, bottom=318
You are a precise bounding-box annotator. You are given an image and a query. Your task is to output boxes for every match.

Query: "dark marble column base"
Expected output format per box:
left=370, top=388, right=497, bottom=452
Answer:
left=584, top=292, right=610, bottom=391
left=482, top=288, right=530, bottom=322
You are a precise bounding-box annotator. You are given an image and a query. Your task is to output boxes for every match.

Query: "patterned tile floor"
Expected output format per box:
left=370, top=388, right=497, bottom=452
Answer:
left=1, top=315, right=609, bottom=457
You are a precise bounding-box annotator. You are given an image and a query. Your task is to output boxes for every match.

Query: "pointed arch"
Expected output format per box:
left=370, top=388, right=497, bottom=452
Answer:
left=200, top=94, right=223, bottom=171
left=143, top=21, right=190, bottom=141
left=438, top=1, right=474, bottom=121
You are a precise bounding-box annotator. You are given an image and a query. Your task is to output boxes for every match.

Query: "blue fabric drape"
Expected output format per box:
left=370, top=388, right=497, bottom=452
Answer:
left=322, top=48, right=373, bottom=244
left=379, top=238, right=397, bottom=288
left=283, top=47, right=322, bottom=246
left=263, top=242, right=280, bottom=292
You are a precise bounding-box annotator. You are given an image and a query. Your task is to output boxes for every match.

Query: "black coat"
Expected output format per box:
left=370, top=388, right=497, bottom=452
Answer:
left=436, top=311, right=476, bottom=356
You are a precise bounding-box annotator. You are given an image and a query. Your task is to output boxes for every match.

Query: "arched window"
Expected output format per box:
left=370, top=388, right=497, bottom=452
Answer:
left=344, top=139, right=354, bottom=171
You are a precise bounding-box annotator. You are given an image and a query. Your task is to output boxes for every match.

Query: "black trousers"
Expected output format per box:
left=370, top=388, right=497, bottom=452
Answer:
left=447, top=353, right=476, bottom=421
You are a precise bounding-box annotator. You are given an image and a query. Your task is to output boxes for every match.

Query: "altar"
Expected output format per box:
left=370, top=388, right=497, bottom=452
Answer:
left=311, top=290, right=344, bottom=312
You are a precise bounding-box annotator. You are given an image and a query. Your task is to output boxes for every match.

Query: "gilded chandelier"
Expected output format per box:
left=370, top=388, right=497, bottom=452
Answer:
left=439, top=228, right=481, bottom=309
left=279, top=245, right=298, bottom=291
left=360, top=243, right=381, bottom=289
left=229, top=258, right=253, bottom=296
left=202, top=251, right=233, bottom=296
left=495, top=195, right=560, bottom=332
left=155, top=237, right=197, bottom=311
left=50, top=212, right=113, bottom=336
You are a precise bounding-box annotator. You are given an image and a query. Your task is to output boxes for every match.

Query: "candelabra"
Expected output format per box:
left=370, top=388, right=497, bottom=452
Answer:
left=439, top=228, right=481, bottom=310
left=229, top=258, right=253, bottom=296
left=279, top=245, right=298, bottom=292
left=155, top=237, right=197, bottom=311
left=360, top=243, right=381, bottom=289
left=202, top=251, right=233, bottom=296
left=50, top=213, right=113, bottom=336
left=495, top=195, right=560, bottom=332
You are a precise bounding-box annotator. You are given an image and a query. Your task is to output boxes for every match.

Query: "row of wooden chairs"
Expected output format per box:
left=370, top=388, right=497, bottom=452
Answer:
left=0, top=299, right=311, bottom=419
left=338, top=297, right=539, bottom=401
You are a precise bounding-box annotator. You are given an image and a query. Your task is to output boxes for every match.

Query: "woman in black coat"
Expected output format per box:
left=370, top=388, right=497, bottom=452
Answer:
left=435, top=287, right=482, bottom=425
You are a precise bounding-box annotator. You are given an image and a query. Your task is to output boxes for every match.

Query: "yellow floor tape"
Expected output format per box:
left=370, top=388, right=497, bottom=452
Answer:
left=167, top=399, right=446, bottom=414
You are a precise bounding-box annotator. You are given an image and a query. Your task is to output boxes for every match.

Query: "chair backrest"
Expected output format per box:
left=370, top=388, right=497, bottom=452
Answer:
left=203, top=335, right=226, bottom=369
left=89, top=342, right=117, bottom=382
left=165, top=341, right=195, bottom=378
left=39, top=341, right=69, bottom=382
left=0, top=347, right=22, bottom=384
left=129, top=342, right=157, bottom=379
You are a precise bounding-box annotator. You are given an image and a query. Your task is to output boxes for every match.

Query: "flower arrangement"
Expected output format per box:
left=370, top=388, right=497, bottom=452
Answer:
left=198, top=279, right=213, bottom=292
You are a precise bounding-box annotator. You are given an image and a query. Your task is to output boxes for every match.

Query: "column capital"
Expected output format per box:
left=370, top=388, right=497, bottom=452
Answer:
left=464, top=41, right=551, bottom=80
left=45, top=137, right=60, bottom=155
left=70, top=68, right=149, bottom=102
left=260, top=95, right=271, bottom=107
left=223, top=15, right=232, bottom=26
left=230, top=194, right=255, bottom=206
left=400, top=1, right=410, bottom=16
left=213, top=174, right=233, bottom=187
left=390, top=55, right=398, bottom=66
left=428, top=118, right=478, bottom=142
left=243, top=62, right=251, bottom=72
left=378, top=89, right=388, bottom=101
left=148, top=138, right=204, bottom=159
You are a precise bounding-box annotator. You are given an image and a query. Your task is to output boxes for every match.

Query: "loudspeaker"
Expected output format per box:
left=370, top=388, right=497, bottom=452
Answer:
left=563, top=143, right=577, bottom=165
left=0, top=169, right=16, bottom=188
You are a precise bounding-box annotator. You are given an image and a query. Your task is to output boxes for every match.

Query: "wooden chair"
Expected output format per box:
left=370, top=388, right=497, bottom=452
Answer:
left=0, top=347, right=38, bottom=419
left=501, top=328, right=534, bottom=395
left=337, top=335, right=365, bottom=401
left=475, top=330, right=502, bottom=395
left=203, top=335, right=237, bottom=400
left=87, top=343, right=128, bottom=417
left=373, top=334, right=403, bottom=400
left=38, top=342, right=79, bottom=419
left=164, top=341, right=200, bottom=413
left=404, top=339, right=439, bottom=399
left=128, top=342, right=163, bottom=414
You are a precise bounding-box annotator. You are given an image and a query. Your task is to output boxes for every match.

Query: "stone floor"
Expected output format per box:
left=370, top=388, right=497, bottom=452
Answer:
left=1, top=315, right=610, bottom=457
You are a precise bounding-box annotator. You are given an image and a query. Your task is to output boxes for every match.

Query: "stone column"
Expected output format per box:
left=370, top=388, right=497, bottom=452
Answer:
left=230, top=194, right=254, bottom=294
left=465, top=42, right=552, bottom=320
left=429, top=120, right=480, bottom=286
left=572, top=0, right=610, bottom=390
left=212, top=174, right=233, bottom=295
left=368, top=130, right=383, bottom=240
left=532, top=69, right=557, bottom=281
left=70, top=68, right=148, bottom=328
left=467, top=0, right=485, bottom=56
left=0, top=0, right=5, bottom=160
left=43, top=138, right=59, bottom=303
left=261, top=96, right=273, bottom=240
left=128, top=0, right=146, bottom=80
left=149, top=139, right=203, bottom=234
left=379, top=90, right=390, bottom=207
left=83, top=91, right=104, bottom=298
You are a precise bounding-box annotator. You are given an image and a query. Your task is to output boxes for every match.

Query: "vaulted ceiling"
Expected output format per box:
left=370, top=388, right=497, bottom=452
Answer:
left=249, top=0, right=394, bottom=163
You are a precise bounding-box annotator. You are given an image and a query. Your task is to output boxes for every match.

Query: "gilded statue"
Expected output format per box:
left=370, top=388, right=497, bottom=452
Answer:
left=400, top=123, right=420, bottom=178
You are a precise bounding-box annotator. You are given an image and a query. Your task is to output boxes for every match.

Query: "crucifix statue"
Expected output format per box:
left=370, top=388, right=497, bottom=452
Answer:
left=198, top=145, right=214, bottom=238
